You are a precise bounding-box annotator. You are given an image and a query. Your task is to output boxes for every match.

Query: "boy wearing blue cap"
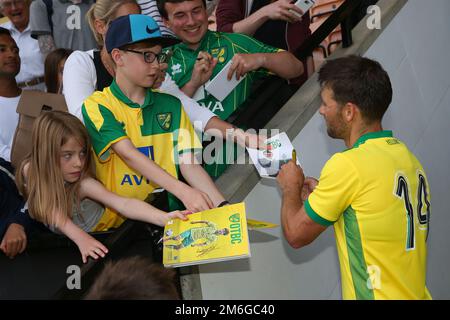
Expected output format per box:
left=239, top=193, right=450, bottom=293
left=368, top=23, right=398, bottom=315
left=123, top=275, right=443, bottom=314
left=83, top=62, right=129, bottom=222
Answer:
left=82, top=14, right=226, bottom=230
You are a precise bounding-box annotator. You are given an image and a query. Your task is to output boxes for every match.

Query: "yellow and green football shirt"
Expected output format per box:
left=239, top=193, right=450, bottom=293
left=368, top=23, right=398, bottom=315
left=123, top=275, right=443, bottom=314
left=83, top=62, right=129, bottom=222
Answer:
left=82, top=80, right=202, bottom=231
left=305, top=131, right=431, bottom=300
left=167, top=31, right=281, bottom=178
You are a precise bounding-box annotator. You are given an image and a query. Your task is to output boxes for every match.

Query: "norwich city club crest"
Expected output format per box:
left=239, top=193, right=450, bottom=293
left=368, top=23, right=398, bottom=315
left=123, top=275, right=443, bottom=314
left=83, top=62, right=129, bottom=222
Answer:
left=157, top=113, right=172, bottom=131
left=210, top=47, right=227, bottom=64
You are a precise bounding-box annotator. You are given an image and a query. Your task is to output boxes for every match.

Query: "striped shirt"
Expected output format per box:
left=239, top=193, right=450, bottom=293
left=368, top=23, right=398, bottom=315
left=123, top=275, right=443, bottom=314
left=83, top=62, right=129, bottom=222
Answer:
left=137, top=0, right=174, bottom=37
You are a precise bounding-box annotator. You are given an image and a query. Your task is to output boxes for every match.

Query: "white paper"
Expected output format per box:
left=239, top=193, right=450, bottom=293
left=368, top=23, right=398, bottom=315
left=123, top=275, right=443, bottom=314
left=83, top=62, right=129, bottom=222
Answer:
left=246, top=132, right=301, bottom=179
left=205, top=59, right=245, bottom=101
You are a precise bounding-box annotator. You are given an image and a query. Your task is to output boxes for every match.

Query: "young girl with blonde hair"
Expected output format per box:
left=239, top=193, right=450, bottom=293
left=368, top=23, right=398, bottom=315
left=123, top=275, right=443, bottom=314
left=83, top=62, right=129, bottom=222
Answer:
left=16, top=111, right=189, bottom=263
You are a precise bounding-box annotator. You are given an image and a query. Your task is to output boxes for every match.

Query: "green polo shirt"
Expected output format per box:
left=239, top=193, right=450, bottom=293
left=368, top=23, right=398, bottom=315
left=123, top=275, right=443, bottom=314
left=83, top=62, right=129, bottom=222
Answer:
left=167, top=30, right=281, bottom=121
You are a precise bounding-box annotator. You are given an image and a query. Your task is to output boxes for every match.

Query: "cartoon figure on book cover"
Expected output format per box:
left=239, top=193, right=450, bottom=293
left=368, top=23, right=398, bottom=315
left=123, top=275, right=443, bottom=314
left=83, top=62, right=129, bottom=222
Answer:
left=163, top=220, right=229, bottom=250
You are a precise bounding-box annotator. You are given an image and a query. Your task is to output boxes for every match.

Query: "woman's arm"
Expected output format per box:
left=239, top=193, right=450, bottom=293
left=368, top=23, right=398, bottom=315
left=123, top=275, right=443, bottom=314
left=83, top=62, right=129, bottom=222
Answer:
left=62, top=50, right=97, bottom=120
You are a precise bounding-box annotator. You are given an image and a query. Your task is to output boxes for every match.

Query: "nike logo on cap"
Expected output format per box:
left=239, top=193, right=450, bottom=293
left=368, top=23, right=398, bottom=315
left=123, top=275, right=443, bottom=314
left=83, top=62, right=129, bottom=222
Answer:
left=146, top=25, right=159, bottom=34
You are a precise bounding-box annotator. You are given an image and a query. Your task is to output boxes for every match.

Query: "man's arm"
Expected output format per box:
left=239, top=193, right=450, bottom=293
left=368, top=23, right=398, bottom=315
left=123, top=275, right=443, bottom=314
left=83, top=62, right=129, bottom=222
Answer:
left=228, top=51, right=304, bottom=81
left=277, top=161, right=327, bottom=249
left=217, top=0, right=303, bottom=35
left=280, top=182, right=327, bottom=248
left=179, top=152, right=226, bottom=208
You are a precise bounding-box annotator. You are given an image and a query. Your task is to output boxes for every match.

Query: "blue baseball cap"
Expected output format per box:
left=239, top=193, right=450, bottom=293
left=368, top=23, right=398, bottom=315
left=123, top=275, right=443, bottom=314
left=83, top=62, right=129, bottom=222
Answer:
left=105, top=14, right=179, bottom=53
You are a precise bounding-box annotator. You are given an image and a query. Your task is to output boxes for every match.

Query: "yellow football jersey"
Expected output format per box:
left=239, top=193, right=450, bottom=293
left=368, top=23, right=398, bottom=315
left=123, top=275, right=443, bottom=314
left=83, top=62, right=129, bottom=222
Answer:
left=82, top=81, right=202, bottom=231
left=305, top=131, right=431, bottom=300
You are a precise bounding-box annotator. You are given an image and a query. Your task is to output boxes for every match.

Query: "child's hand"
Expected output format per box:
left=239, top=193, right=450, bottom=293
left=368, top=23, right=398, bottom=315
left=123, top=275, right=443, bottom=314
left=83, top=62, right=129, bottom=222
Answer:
left=0, top=223, right=27, bottom=259
left=181, top=188, right=214, bottom=212
left=191, top=51, right=217, bottom=88
left=167, top=210, right=191, bottom=222
left=76, top=233, right=108, bottom=264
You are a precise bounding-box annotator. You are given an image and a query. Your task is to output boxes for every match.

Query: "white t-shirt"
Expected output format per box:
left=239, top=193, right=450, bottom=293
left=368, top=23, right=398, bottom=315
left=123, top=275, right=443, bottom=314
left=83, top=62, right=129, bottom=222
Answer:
left=0, top=95, right=21, bottom=162
left=62, top=50, right=215, bottom=130
left=1, top=21, right=45, bottom=91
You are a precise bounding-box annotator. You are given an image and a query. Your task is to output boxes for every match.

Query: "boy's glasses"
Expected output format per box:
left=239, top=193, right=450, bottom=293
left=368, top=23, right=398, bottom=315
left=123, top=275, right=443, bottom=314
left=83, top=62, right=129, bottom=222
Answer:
left=122, top=49, right=171, bottom=64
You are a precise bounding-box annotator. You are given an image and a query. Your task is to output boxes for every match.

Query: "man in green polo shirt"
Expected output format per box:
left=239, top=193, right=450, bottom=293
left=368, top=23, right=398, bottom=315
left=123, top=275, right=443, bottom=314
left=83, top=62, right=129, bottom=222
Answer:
left=157, top=0, right=304, bottom=177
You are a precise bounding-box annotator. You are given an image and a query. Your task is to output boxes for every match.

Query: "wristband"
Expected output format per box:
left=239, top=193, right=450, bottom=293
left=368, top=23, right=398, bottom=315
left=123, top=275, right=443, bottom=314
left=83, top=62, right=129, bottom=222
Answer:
left=217, top=200, right=230, bottom=207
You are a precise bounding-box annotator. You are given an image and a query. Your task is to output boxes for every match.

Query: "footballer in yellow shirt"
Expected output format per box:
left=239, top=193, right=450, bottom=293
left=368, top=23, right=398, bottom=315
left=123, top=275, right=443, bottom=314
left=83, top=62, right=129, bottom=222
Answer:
left=277, top=56, right=431, bottom=300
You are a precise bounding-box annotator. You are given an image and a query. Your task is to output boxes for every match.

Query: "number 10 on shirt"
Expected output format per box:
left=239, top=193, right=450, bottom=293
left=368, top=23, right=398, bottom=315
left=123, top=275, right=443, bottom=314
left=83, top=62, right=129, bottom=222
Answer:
left=394, top=172, right=431, bottom=251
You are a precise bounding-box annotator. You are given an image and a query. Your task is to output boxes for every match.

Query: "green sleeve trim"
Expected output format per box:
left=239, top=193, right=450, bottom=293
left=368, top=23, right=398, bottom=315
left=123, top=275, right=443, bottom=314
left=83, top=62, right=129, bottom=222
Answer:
left=82, top=103, right=127, bottom=157
left=304, top=199, right=335, bottom=227
left=97, top=136, right=128, bottom=163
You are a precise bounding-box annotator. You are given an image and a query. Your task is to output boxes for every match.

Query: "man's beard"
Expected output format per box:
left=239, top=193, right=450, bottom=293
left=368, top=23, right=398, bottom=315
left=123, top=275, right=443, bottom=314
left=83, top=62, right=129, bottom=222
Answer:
left=326, top=119, right=347, bottom=139
left=327, top=126, right=340, bottom=139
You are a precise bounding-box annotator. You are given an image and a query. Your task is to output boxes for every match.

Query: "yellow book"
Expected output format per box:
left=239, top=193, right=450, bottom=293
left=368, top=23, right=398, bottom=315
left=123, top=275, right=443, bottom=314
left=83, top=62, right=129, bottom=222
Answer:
left=163, top=202, right=250, bottom=268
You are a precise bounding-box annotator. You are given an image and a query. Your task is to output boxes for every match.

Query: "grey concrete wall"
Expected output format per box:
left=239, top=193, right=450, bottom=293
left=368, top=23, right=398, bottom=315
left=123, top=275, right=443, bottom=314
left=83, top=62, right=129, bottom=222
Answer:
left=195, top=0, right=450, bottom=299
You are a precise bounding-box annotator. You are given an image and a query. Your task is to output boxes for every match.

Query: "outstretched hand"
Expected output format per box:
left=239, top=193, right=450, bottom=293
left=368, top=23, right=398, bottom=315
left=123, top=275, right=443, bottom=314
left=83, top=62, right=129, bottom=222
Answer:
left=76, top=232, right=108, bottom=264
left=153, top=62, right=168, bottom=89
